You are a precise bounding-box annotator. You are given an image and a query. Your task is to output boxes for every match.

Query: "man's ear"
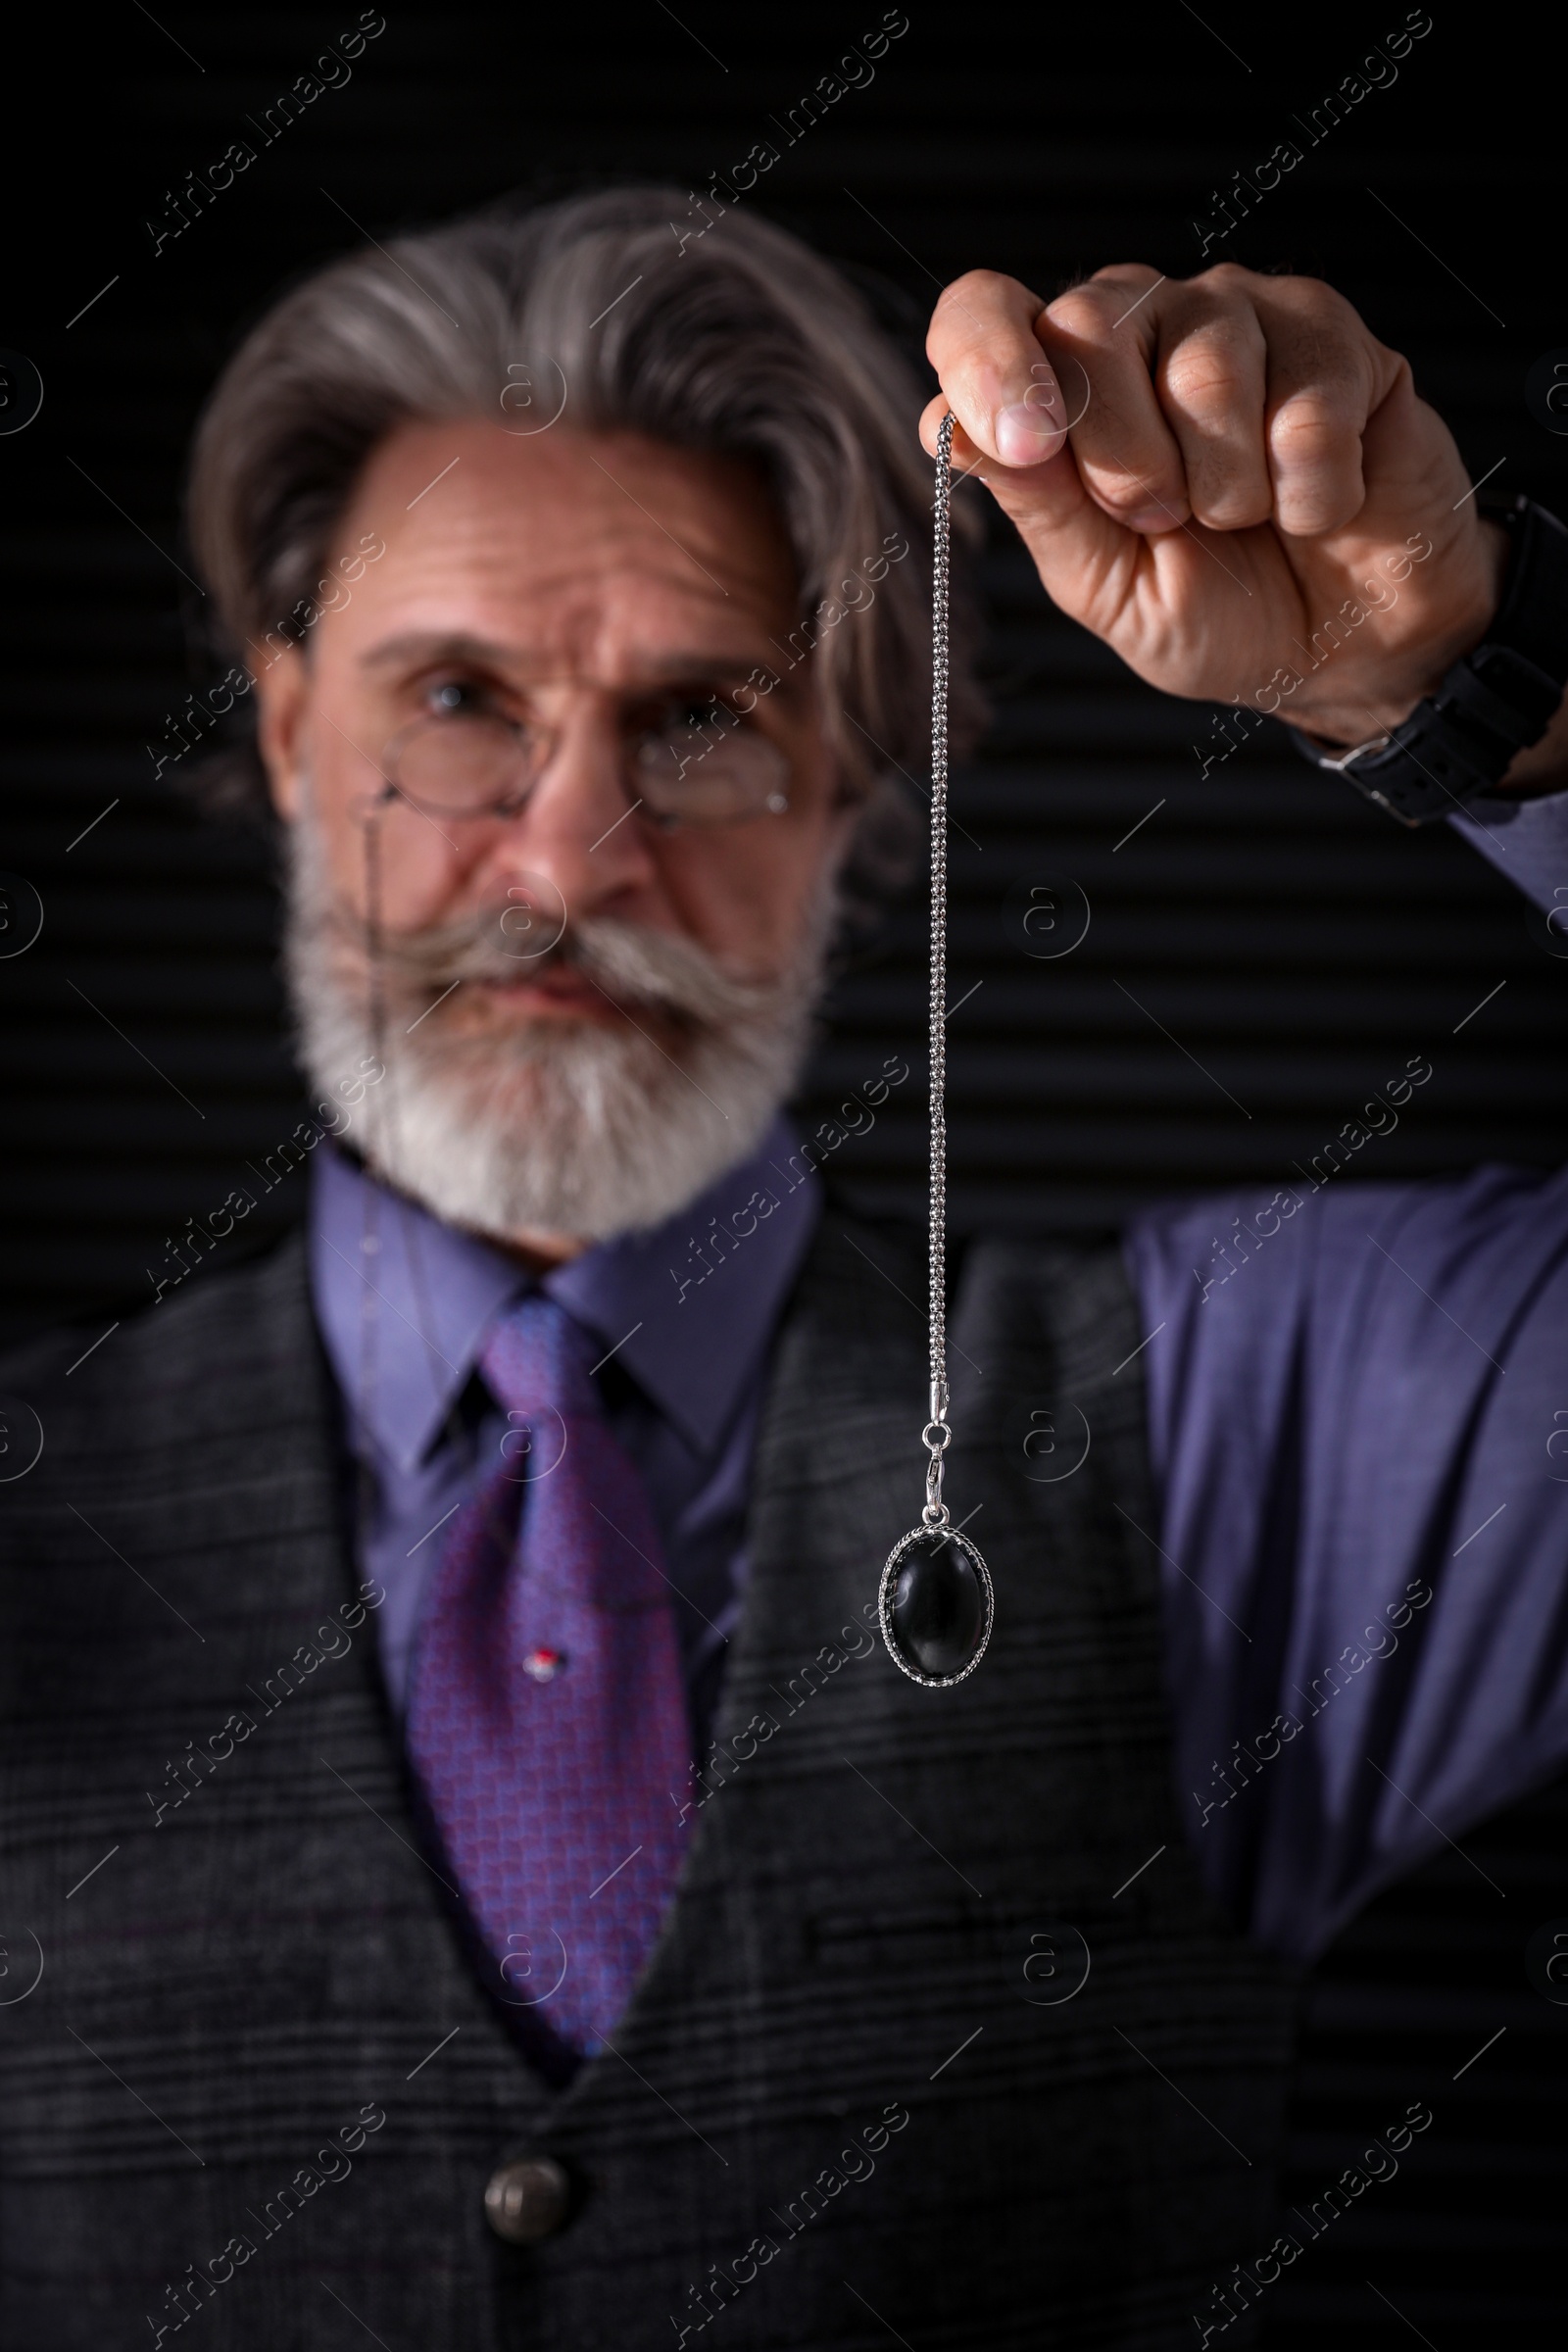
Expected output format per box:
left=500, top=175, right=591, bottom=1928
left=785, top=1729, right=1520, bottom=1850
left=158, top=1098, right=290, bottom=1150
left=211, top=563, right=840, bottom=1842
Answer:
left=252, top=647, right=311, bottom=821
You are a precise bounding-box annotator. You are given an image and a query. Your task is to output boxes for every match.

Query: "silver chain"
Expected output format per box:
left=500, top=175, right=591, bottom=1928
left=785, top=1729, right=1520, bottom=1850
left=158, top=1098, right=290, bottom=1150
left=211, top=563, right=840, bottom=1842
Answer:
left=922, top=413, right=955, bottom=1530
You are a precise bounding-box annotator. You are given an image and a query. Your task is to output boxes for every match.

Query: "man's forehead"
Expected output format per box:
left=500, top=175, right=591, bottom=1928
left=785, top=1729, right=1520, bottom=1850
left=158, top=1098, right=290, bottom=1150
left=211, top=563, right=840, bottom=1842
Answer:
left=356, top=623, right=786, bottom=689
left=347, top=559, right=794, bottom=686
left=333, top=419, right=799, bottom=673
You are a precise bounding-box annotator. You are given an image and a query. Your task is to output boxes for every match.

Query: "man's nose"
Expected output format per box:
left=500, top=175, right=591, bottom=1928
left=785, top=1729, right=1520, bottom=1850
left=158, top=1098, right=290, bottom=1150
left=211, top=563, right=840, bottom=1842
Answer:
left=472, top=708, right=660, bottom=926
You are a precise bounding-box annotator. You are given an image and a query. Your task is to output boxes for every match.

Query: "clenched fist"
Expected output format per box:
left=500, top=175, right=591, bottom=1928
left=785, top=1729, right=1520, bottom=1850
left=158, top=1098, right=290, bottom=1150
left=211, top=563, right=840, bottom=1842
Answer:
left=923, top=263, right=1508, bottom=753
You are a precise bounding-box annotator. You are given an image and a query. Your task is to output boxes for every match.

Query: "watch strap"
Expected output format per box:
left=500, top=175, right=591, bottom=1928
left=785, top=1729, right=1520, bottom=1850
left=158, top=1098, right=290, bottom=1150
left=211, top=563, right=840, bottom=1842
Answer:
left=1285, top=497, right=1568, bottom=825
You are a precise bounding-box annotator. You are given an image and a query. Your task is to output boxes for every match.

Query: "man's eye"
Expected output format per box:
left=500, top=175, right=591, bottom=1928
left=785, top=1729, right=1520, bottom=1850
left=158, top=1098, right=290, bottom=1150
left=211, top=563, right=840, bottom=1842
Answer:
left=425, top=679, right=487, bottom=717
left=649, top=694, right=739, bottom=740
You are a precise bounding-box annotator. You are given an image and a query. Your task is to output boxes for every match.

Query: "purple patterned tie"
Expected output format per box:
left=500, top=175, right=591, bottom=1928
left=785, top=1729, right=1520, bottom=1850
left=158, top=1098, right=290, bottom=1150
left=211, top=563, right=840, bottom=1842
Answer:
left=406, top=1294, right=691, bottom=2057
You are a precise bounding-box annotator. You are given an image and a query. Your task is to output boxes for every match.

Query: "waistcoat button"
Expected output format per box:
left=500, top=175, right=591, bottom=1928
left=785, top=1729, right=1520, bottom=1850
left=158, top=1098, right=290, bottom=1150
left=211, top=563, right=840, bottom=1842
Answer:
left=484, top=2153, right=572, bottom=2244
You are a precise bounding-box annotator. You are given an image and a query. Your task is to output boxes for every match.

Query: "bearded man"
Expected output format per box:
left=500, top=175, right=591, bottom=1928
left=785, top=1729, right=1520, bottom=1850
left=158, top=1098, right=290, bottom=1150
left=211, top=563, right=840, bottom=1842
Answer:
left=4, top=189, right=1568, bottom=2349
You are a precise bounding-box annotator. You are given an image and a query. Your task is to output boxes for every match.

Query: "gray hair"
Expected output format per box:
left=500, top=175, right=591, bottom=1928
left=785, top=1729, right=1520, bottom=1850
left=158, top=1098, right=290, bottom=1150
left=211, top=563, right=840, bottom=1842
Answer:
left=187, top=185, right=982, bottom=912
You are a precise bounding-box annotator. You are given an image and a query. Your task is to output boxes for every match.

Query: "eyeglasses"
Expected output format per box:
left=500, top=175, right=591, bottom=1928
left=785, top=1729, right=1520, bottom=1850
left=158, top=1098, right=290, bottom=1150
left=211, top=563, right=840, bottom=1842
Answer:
left=379, top=694, right=792, bottom=830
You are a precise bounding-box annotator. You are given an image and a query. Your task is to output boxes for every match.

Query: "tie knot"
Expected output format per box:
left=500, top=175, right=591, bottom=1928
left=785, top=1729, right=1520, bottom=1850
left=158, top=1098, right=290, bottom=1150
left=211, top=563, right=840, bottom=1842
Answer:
left=479, top=1294, right=598, bottom=1423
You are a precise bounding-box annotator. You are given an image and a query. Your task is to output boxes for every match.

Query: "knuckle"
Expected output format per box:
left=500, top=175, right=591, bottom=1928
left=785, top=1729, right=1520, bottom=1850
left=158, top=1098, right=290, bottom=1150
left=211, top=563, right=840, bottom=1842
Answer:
left=931, top=270, right=1043, bottom=362
left=1192, top=479, right=1273, bottom=529
left=939, top=268, right=1027, bottom=316
left=1268, top=393, right=1350, bottom=465
left=1192, top=260, right=1255, bottom=296
left=1269, top=281, right=1370, bottom=363
left=1277, top=495, right=1358, bottom=539
left=1043, top=284, right=1121, bottom=342
left=1283, top=272, right=1339, bottom=310
left=1161, top=350, right=1253, bottom=415
left=1258, top=270, right=1341, bottom=316
left=1091, top=466, right=1182, bottom=516
left=1087, top=261, right=1161, bottom=291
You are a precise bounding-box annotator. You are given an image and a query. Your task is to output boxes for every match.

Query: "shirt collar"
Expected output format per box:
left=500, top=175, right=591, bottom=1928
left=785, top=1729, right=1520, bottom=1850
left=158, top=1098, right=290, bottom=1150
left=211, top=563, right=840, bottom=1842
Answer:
left=310, top=1114, right=821, bottom=1472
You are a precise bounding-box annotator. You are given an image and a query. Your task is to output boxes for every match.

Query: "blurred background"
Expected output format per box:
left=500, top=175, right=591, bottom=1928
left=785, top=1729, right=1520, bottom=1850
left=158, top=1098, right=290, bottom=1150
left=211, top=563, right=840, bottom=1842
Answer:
left=2, top=6, right=1564, bottom=2337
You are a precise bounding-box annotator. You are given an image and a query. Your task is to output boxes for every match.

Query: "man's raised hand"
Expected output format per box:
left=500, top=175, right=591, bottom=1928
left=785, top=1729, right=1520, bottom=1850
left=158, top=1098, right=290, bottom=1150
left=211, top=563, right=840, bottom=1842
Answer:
left=923, top=263, right=1504, bottom=745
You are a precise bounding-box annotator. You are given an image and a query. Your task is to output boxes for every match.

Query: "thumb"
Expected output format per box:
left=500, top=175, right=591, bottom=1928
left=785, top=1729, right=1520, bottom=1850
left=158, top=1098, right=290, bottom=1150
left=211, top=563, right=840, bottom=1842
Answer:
left=918, top=392, right=1135, bottom=619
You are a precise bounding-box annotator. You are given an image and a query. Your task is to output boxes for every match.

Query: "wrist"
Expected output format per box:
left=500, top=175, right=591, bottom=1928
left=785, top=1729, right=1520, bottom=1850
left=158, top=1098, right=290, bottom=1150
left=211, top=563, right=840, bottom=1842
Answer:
left=1283, top=500, right=1568, bottom=824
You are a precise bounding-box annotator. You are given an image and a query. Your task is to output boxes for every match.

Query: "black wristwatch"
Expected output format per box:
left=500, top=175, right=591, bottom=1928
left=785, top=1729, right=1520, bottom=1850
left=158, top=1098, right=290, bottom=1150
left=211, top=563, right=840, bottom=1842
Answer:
left=1285, top=495, right=1568, bottom=825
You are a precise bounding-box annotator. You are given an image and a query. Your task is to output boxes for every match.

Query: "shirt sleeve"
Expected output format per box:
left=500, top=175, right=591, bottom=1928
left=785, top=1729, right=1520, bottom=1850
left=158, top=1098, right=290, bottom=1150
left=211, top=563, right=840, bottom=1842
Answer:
left=1449, top=787, right=1568, bottom=914
left=1124, top=1162, right=1568, bottom=1963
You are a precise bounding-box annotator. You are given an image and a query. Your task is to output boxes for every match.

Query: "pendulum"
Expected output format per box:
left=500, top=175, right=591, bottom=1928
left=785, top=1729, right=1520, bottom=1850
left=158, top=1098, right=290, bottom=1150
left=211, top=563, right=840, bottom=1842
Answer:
left=877, top=413, right=994, bottom=1687
left=877, top=412, right=995, bottom=1689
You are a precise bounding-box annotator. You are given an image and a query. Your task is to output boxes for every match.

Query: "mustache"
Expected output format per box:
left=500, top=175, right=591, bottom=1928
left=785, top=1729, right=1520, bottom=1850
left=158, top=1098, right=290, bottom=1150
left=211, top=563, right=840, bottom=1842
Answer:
left=357, top=899, right=782, bottom=1028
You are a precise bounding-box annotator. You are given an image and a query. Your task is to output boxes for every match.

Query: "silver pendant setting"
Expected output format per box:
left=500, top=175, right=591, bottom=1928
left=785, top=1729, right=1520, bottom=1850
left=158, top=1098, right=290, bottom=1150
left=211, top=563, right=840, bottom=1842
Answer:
left=879, top=1517, right=994, bottom=1688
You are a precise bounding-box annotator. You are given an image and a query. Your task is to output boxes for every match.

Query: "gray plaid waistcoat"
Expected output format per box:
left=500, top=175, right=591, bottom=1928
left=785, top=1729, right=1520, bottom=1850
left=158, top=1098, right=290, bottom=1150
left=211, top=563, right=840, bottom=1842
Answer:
left=0, top=1214, right=1294, bottom=2350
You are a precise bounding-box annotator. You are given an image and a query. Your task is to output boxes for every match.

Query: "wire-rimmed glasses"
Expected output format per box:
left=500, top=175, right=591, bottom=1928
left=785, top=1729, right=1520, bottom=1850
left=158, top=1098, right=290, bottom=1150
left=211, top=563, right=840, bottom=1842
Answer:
left=379, top=693, right=792, bottom=829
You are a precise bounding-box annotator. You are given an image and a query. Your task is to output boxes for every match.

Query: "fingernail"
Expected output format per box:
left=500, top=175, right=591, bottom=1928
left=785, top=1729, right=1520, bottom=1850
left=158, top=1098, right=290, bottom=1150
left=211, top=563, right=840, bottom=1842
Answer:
left=995, top=402, right=1065, bottom=467
left=1127, top=505, right=1180, bottom=532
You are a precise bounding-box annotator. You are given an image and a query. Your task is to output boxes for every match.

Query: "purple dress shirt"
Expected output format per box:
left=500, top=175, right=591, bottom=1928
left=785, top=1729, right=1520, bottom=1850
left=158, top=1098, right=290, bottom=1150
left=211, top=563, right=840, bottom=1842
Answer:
left=308, top=801, right=1568, bottom=1966
left=1451, top=783, right=1568, bottom=909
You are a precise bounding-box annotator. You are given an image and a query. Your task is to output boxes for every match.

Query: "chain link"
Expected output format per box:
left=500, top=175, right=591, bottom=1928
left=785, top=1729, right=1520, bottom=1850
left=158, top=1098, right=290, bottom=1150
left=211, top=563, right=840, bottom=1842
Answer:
left=923, top=414, right=955, bottom=1525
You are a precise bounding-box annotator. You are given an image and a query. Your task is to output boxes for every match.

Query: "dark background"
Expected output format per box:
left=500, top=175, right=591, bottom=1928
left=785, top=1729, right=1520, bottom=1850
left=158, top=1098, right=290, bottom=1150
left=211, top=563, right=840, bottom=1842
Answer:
left=3, top=4, right=1564, bottom=2338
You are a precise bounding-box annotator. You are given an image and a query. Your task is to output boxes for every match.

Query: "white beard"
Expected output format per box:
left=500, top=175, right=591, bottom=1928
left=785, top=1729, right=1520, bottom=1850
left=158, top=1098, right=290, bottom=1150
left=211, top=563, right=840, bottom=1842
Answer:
left=282, top=815, right=828, bottom=1244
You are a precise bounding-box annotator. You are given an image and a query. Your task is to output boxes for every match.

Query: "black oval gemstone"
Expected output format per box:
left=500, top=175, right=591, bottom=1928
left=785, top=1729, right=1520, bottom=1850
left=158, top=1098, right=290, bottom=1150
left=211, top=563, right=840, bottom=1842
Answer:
left=889, top=1532, right=985, bottom=1679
